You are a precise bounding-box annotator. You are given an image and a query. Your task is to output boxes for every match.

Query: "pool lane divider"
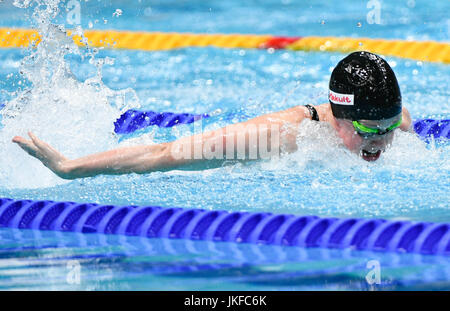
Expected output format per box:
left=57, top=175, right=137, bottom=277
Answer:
left=114, top=110, right=450, bottom=141
left=0, top=28, right=449, bottom=64
left=0, top=198, right=449, bottom=256
left=114, top=109, right=209, bottom=133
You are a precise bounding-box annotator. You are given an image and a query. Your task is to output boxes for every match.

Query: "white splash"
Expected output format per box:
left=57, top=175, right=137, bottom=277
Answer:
left=0, top=0, right=140, bottom=189
left=260, top=118, right=443, bottom=174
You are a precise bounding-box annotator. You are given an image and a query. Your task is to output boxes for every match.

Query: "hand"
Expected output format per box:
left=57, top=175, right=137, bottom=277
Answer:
left=12, top=132, right=70, bottom=178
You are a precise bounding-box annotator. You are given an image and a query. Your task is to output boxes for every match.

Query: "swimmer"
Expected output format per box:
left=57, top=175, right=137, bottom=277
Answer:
left=12, top=51, right=412, bottom=180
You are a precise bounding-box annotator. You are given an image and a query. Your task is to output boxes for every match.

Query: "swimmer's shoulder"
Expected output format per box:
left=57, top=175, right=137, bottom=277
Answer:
left=400, top=106, right=413, bottom=132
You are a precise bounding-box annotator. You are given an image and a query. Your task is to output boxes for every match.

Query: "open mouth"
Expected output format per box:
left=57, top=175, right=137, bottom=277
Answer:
left=361, top=149, right=381, bottom=162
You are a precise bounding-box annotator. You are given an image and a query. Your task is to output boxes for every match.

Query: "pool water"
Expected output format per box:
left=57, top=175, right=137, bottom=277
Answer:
left=1, top=228, right=450, bottom=290
left=0, top=0, right=449, bottom=290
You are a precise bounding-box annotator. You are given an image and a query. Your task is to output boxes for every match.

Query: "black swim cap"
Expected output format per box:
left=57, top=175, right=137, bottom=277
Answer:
left=329, top=51, right=402, bottom=120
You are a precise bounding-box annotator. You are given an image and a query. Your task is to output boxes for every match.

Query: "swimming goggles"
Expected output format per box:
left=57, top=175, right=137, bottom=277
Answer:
left=352, top=117, right=402, bottom=138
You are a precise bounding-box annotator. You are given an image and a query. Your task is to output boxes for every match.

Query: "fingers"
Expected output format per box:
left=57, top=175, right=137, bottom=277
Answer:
left=13, top=131, right=67, bottom=162
left=12, top=135, right=33, bottom=148
left=12, top=136, right=25, bottom=144
left=12, top=135, right=40, bottom=158
left=28, top=131, right=46, bottom=149
left=12, top=132, right=49, bottom=161
left=28, top=132, right=58, bottom=154
left=27, top=131, right=67, bottom=161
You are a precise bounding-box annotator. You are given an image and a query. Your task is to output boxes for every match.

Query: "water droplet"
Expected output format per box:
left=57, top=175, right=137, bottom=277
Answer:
left=113, top=9, right=123, bottom=18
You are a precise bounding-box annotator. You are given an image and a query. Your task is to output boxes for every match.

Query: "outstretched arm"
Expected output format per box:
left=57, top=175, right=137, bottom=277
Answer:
left=12, top=106, right=307, bottom=179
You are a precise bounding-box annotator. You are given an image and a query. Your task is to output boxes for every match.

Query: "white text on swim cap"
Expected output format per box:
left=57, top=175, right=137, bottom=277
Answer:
left=329, top=90, right=354, bottom=106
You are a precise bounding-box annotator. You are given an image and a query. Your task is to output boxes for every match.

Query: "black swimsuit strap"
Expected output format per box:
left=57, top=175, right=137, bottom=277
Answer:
left=304, top=104, right=320, bottom=121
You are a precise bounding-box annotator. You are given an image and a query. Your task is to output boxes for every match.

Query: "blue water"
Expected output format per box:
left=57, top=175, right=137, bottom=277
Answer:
left=0, top=0, right=449, bottom=290
left=1, top=0, right=449, bottom=41
left=1, top=228, right=450, bottom=290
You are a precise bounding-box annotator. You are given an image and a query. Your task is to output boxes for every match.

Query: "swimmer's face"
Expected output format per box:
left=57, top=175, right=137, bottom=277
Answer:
left=335, top=115, right=400, bottom=162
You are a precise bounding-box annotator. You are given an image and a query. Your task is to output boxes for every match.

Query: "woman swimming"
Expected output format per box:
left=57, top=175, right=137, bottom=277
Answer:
left=12, top=51, right=412, bottom=180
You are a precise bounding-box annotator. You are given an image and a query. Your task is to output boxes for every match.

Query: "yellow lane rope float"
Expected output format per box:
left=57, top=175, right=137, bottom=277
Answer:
left=0, top=28, right=449, bottom=64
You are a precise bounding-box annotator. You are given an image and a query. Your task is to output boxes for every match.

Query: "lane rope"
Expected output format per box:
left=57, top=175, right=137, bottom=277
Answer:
left=0, top=28, right=449, bottom=63
left=113, top=109, right=450, bottom=142
left=0, top=197, right=449, bottom=256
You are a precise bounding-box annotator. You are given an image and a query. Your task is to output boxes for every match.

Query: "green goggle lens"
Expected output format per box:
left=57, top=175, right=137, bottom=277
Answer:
left=352, top=117, right=402, bottom=136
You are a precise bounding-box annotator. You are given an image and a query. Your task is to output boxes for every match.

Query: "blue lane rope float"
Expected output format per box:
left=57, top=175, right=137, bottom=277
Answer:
left=114, top=110, right=450, bottom=141
left=1, top=198, right=449, bottom=256
left=114, top=109, right=209, bottom=134
left=413, top=119, right=450, bottom=141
